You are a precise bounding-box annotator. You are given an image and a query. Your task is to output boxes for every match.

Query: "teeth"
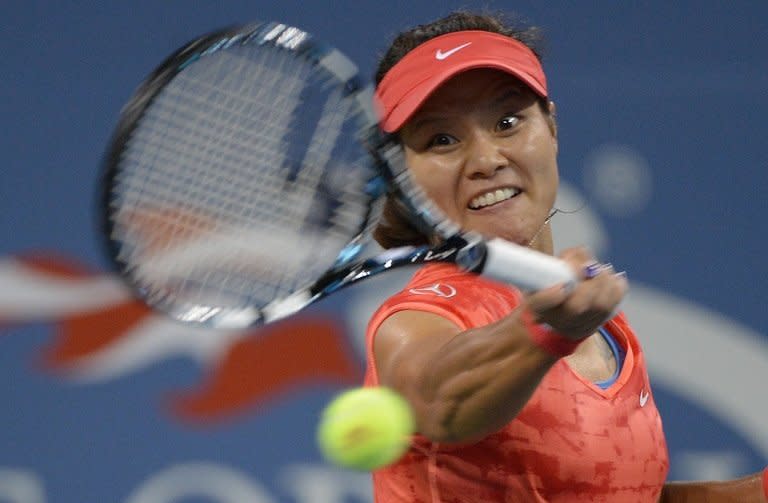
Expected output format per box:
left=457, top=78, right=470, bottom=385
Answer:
left=469, top=188, right=519, bottom=209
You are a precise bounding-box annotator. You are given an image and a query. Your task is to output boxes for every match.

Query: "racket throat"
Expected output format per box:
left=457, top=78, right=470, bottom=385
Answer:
left=261, top=289, right=314, bottom=323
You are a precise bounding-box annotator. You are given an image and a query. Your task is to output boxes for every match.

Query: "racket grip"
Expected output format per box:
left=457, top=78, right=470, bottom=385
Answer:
left=481, top=238, right=577, bottom=292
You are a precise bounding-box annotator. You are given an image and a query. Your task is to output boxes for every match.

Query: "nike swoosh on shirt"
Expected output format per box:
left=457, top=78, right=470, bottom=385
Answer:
left=435, top=42, right=472, bottom=60
left=639, top=389, right=650, bottom=407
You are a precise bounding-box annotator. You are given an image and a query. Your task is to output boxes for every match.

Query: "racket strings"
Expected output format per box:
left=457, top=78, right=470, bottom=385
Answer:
left=124, top=51, right=365, bottom=238
left=112, top=42, right=374, bottom=310
left=124, top=50, right=310, bottom=220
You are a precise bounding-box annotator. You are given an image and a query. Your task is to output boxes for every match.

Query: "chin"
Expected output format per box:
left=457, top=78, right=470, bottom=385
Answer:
left=474, top=227, right=530, bottom=246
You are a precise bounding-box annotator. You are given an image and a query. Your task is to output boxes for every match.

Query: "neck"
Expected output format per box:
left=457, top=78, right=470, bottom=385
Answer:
left=527, top=208, right=556, bottom=254
left=528, top=223, right=554, bottom=255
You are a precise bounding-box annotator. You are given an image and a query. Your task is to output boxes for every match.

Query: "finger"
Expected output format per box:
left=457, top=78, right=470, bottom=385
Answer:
left=571, top=271, right=629, bottom=322
left=528, top=264, right=612, bottom=319
left=583, top=262, right=614, bottom=280
left=526, top=269, right=629, bottom=339
left=525, top=282, right=572, bottom=313
left=597, top=271, right=629, bottom=318
left=552, top=269, right=625, bottom=320
left=557, top=247, right=594, bottom=271
left=556, top=247, right=613, bottom=283
left=583, top=262, right=603, bottom=279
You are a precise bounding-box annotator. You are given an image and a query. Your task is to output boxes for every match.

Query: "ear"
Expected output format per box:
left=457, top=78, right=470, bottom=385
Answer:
left=547, top=100, right=558, bottom=152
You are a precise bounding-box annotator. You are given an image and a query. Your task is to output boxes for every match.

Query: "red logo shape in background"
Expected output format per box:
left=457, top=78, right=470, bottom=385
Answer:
left=2, top=252, right=362, bottom=424
left=169, top=316, right=360, bottom=423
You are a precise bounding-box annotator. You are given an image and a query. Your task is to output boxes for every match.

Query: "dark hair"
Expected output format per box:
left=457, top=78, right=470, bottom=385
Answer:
left=373, top=11, right=549, bottom=249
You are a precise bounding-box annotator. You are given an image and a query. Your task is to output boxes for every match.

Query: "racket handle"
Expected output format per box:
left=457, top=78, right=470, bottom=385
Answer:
left=481, top=238, right=577, bottom=292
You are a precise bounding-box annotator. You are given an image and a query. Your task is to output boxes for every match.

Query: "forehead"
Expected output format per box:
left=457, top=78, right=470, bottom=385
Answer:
left=411, top=68, right=534, bottom=117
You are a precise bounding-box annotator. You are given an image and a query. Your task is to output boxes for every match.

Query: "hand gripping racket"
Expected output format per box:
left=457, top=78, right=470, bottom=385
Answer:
left=100, top=22, right=576, bottom=328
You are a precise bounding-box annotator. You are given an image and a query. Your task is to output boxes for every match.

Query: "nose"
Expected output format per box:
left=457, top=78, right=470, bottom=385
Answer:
left=464, top=133, right=510, bottom=179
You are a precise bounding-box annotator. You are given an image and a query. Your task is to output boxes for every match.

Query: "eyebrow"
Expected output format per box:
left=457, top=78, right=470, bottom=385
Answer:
left=407, top=84, right=526, bottom=133
left=407, top=114, right=450, bottom=133
left=491, top=86, right=524, bottom=108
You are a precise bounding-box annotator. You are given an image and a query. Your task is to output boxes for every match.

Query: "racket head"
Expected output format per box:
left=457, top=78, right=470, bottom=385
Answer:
left=101, top=22, right=385, bottom=327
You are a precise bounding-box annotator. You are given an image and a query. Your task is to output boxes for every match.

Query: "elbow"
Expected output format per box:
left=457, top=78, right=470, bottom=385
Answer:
left=411, top=394, right=507, bottom=445
left=407, top=394, right=467, bottom=444
left=404, top=369, right=521, bottom=445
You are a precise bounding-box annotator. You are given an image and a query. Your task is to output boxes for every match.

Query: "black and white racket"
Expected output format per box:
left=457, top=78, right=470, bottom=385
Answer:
left=100, top=22, right=576, bottom=328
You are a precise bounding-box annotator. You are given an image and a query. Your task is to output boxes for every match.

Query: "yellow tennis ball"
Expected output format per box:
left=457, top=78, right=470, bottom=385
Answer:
left=317, top=386, right=415, bottom=471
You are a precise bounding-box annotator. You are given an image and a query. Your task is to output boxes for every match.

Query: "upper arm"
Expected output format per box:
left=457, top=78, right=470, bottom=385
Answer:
left=659, top=473, right=767, bottom=503
left=373, top=309, right=462, bottom=405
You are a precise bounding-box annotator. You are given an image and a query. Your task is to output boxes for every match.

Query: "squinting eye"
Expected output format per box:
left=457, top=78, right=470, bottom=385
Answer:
left=496, top=116, right=519, bottom=131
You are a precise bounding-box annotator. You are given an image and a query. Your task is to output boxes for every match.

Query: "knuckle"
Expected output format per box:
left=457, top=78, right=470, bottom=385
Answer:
left=564, top=295, right=592, bottom=318
left=560, top=246, right=591, bottom=262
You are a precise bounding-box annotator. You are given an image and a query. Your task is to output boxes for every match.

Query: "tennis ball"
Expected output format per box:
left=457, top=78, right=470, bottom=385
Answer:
left=316, top=386, right=415, bottom=471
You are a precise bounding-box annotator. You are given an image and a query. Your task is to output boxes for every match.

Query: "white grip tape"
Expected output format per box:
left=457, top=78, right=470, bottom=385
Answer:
left=482, top=238, right=577, bottom=292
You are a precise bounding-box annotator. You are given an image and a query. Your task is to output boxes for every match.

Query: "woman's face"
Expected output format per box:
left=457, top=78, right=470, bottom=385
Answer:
left=400, top=69, right=559, bottom=249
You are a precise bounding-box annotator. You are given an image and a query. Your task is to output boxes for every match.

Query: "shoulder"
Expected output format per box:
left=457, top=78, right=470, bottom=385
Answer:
left=376, top=263, right=523, bottom=326
left=363, top=264, right=521, bottom=386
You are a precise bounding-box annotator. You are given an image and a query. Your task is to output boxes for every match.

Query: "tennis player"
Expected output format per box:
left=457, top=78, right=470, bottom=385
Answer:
left=363, top=11, right=768, bottom=502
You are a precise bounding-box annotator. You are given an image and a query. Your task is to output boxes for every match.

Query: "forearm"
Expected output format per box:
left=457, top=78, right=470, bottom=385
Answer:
left=377, top=249, right=623, bottom=444
left=403, top=309, right=558, bottom=443
left=659, top=470, right=767, bottom=503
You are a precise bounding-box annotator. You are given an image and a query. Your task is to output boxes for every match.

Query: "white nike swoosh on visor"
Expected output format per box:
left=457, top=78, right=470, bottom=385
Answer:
left=435, top=42, right=472, bottom=60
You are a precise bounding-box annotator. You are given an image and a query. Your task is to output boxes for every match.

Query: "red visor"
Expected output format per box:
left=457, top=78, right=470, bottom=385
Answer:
left=375, top=30, right=548, bottom=133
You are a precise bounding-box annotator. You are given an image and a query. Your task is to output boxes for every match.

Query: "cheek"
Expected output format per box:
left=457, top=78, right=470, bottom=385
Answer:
left=405, top=154, right=458, bottom=210
left=524, top=129, right=559, bottom=185
left=538, top=162, right=559, bottom=210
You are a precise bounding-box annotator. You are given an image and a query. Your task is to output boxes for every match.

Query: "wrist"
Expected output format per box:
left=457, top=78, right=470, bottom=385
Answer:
left=521, top=310, right=584, bottom=358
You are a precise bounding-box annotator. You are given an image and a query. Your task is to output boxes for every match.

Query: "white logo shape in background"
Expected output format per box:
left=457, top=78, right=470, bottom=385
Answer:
left=408, top=283, right=456, bottom=298
left=435, top=42, right=471, bottom=60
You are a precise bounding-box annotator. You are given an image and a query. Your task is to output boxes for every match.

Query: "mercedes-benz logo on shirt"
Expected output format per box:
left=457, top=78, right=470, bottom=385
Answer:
left=408, top=283, right=457, bottom=298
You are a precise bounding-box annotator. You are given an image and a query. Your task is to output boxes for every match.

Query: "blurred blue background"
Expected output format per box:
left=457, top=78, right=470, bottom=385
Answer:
left=1, top=1, right=766, bottom=501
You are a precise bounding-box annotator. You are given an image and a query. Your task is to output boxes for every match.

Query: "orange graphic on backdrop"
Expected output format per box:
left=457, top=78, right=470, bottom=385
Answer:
left=2, top=251, right=361, bottom=424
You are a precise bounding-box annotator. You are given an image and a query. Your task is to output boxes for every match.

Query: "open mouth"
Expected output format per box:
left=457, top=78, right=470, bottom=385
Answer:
left=468, top=188, right=521, bottom=210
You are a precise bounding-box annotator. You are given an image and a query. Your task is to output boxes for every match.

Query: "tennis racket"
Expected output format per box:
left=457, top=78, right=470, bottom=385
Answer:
left=100, top=21, right=576, bottom=329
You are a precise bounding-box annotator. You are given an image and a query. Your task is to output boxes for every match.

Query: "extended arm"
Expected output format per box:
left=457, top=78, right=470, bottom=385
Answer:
left=659, top=469, right=767, bottom=502
left=375, top=306, right=557, bottom=443
left=374, top=247, right=626, bottom=443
